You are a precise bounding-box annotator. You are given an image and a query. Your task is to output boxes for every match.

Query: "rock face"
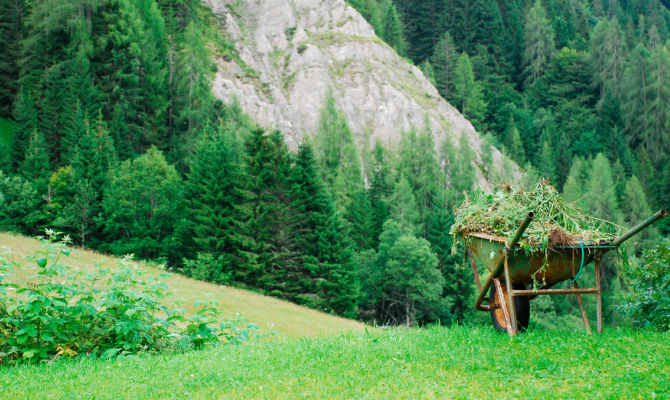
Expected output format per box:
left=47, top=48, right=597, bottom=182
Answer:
left=204, top=0, right=519, bottom=185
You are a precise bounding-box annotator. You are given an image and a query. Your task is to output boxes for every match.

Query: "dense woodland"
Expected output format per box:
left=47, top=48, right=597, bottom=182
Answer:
left=0, top=0, right=668, bottom=328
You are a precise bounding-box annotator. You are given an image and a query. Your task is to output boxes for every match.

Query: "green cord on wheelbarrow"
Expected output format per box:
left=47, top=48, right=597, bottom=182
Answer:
left=569, top=239, right=585, bottom=284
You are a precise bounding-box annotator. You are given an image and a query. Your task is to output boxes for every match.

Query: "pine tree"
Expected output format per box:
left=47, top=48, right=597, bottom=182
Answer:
left=290, top=144, right=359, bottom=316
left=0, top=0, right=25, bottom=117
left=453, top=52, right=486, bottom=127
left=622, top=175, right=658, bottom=254
left=590, top=18, right=626, bottom=100
left=562, top=156, right=586, bottom=206
left=64, top=113, right=116, bottom=248
left=622, top=43, right=651, bottom=152
left=380, top=0, right=406, bottom=56
left=430, top=31, right=457, bottom=100
left=175, top=21, right=213, bottom=144
left=316, top=91, right=363, bottom=220
left=182, top=121, right=254, bottom=284
left=389, top=175, right=420, bottom=234
left=523, top=0, right=556, bottom=87
left=349, top=189, right=374, bottom=250
left=583, top=153, right=622, bottom=224
left=20, top=129, right=50, bottom=194
left=369, top=142, right=394, bottom=248
left=506, top=119, right=526, bottom=164
left=244, top=129, right=296, bottom=293
left=537, top=133, right=558, bottom=183
left=426, top=198, right=471, bottom=323
left=12, top=87, right=38, bottom=168
left=646, top=40, right=670, bottom=164
left=398, top=126, right=441, bottom=234
left=441, top=135, right=475, bottom=203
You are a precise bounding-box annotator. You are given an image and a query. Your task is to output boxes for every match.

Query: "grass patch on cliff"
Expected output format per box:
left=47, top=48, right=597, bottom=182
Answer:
left=1, top=326, right=667, bottom=399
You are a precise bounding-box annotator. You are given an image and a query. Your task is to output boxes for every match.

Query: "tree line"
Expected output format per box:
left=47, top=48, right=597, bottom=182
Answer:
left=349, top=0, right=670, bottom=236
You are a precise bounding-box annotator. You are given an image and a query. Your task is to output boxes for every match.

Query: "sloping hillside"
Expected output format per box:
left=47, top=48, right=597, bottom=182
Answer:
left=205, top=0, right=520, bottom=185
left=0, top=232, right=365, bottom=339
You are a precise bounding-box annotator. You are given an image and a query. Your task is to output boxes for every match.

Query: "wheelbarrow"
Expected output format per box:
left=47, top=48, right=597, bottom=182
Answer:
left=463, top=209, right=668, bottom=337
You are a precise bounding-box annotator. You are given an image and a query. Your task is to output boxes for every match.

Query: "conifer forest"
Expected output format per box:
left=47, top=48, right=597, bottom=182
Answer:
left=1, top=0, right=669, bottom=330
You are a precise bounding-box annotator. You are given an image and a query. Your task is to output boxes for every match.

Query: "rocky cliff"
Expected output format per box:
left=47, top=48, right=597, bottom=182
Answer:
left=204, top=0, right=519, bottom=184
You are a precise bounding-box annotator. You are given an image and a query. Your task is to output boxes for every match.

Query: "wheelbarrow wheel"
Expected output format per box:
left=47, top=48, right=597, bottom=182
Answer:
left=489, top=283, right=530, bottom=332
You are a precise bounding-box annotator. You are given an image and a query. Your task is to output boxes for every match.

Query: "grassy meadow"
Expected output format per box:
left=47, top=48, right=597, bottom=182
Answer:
left=0, top=326, right=667, bottom=399
left=1, top=232, right=668, bottom=399
left=0, top=232, right=364, bottom=339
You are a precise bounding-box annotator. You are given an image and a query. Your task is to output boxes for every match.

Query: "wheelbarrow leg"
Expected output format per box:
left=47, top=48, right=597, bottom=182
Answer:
left=503, top=254, right=518, bottom=337
left=572, top=281, right=592, bottom=335
left=493, top=278, right=513, bottom=337
left=595, top=255, right=603, bottom=333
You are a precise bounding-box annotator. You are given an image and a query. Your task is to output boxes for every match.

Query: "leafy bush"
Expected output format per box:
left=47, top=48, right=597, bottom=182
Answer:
left=0, top=231, right=263, bottom=364
left=618, top=240, right=670, bottom=331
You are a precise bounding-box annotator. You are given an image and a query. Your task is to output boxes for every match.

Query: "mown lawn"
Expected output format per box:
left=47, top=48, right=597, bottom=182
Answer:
left=0, top=326, right=667, bottom=399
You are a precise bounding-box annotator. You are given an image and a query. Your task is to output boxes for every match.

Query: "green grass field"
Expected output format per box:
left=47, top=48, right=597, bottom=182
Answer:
left=0, top=232, right=365, bottom=339
left=0, top=326, right=667, bottom=399
left=1, top=232, right=668, bottom=399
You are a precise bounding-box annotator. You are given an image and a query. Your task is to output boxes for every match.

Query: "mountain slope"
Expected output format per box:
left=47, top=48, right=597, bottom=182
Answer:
left=0, top=232, right=365, bottom=339
left=206, top=0, right=519, bottom=185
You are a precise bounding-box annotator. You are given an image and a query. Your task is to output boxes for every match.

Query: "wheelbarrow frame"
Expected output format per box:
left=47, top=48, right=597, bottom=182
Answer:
left=464, top=209, right=667, bottom=337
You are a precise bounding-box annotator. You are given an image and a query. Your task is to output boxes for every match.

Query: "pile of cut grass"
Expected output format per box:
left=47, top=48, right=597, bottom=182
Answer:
left=451, top=181, right=620, bottom=252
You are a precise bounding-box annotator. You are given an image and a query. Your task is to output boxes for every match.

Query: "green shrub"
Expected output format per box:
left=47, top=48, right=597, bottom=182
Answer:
left=617, top=240, right=670, bottom=331
left=0, top=231, right=263, bottom=364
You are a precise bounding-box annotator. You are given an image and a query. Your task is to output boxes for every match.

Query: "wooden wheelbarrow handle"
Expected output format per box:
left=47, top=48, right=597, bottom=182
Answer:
left=473, top=212, right=534, bottom=311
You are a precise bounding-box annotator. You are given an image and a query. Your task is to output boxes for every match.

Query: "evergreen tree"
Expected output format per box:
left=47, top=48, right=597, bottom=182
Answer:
left=349, top=189, right=374, bottom=250
left=562, top=156, right=587, bottom=206
left=375, top=219, right=443, bottom=326
left=523, top=0, right=556, bottom=87
left=646, top=40, right=670, bottom=164
left=441, top=135, right=475, bottom=202
left=175, top=21, right=213, bottom=146
left=622, top=43, right=651, bottom=152
left=12, top=87, right=38, bottom=168
left=290, top=144, right=359, bottom=315
left=537, top=138, right=557, bottom=183
left=20, top=129, right=51, bottom=196
left=0, top=171, right=41, bottom=234
left=453, top=52, right=486, bottom=127
left=101, top=146, right=182, bottom=261
left=380, top=0, right=406, bottom=56
left=182, top=121, right=254, bottom=284
left=426, top=199, right=471, bottom=323
left=316, top=91, right=364, bottom=220
left=369, top=142, right=394, bottom=248
left=622, top=175, right=659, bottom=253
left=0, top=0, right=25, bottom=117
left=244, top=129, right=296, bottom=293
left=505, top=119, right=526, bottom=164
left=389, top=175, right=421, bottom=234
left=590, top=18, right=626, bottom=100
left=583, top=153, right=622, bottom=224
left=61, top=114, right=116, bottom=248
left=430, top=31, right=457, bottom=100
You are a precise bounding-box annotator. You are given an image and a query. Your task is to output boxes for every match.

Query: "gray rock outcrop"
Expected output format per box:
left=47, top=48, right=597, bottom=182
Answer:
left=204, top=0, right=520, bottom=185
